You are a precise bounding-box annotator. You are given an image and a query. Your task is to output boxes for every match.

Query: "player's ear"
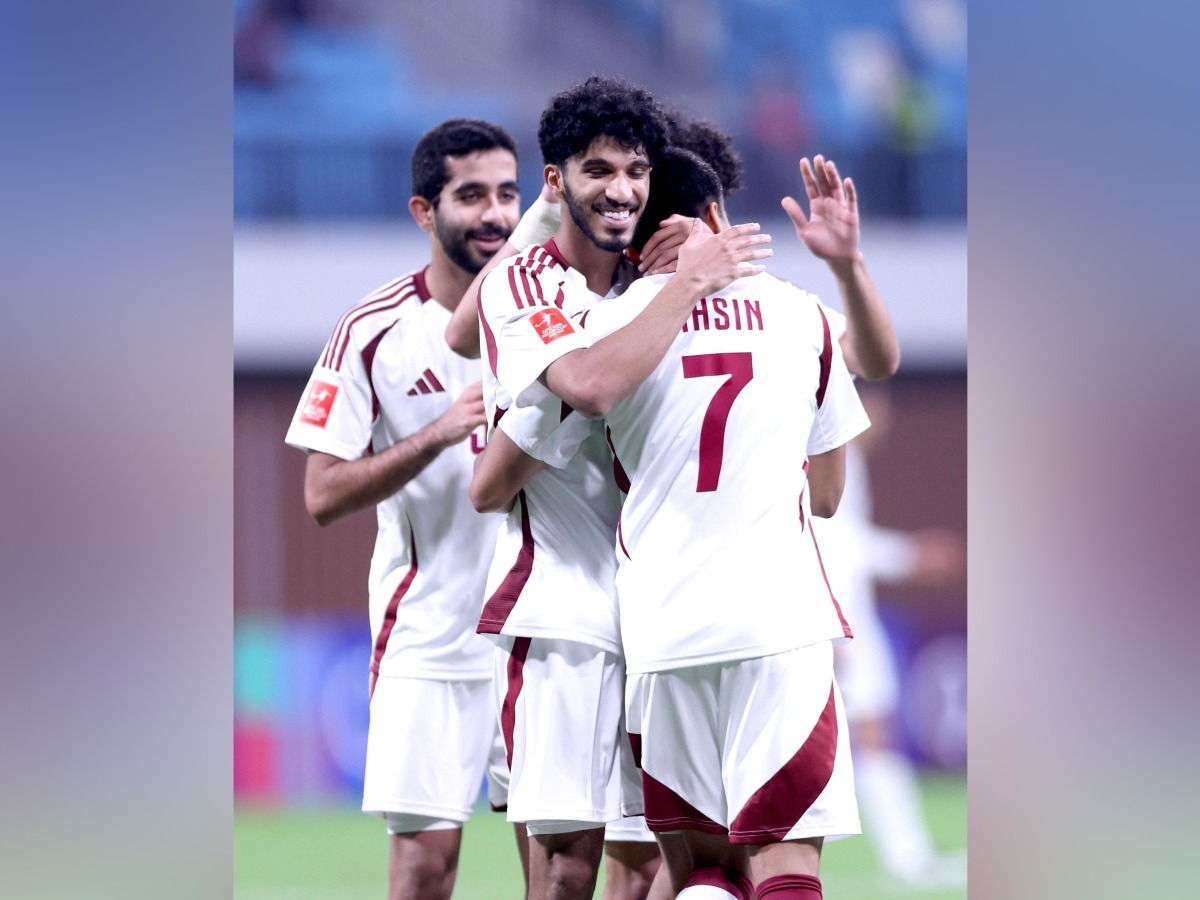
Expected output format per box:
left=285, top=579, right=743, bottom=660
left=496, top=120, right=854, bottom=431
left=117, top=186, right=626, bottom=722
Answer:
left=544, top=165, right=565, bottom=199
left=704, top=201, right=723, bottom=234
left=408, top=195, right=435, bottom=232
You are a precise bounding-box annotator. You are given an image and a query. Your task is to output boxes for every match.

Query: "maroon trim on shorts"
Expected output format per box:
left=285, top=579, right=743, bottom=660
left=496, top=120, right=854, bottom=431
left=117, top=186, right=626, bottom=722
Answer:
left=642, top=769, right=727, bottom=836
left=628, top=731, right=642, bottom=769
left=368, top=524, right=418, bottom=696
left=477, top=491, right=534, bottom=633
left=684, top=867, right=755, bottom=900
left=729, top=684, right=838, bottom=844
left=500, top=637, right=532, bottom=770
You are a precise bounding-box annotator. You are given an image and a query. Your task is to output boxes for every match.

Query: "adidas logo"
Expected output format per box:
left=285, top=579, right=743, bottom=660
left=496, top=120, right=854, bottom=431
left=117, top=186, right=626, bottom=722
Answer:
left=406, top=368, right=446, bottom=396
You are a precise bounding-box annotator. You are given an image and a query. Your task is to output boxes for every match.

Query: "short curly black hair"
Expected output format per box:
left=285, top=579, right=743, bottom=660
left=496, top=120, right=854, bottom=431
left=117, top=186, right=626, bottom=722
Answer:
left=537, top=75, right=669, bottom=169
left=664, top=109, right=744, bottom=197
left=411, top=118, right=518, bottom=204
left=631, top=147, right=724, bottom=253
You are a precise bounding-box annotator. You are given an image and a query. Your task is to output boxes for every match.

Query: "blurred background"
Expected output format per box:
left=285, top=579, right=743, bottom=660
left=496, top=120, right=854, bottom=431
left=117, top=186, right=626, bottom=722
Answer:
left=233, top=0, right=966, bottom=895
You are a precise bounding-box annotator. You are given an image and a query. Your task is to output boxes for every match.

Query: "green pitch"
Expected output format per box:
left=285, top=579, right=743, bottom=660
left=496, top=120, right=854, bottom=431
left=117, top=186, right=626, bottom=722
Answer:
left=235, top=772, right=966, bottom=899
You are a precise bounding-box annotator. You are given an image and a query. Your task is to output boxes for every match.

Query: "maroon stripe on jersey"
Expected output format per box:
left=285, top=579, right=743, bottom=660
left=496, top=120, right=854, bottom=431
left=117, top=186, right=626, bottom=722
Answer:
left=729, top=684, right=838, bottom=844
left=369, top=525, right=418, bottom=684
left=577, top=309, right=591, bottom=328
left=362, top=322, right=398, bottom=422
left=423, top=368, right=444, bottom=392
left=642, top=769, right=727, bottom=835
left=500, top=636, right=532, bottom=769
left=605, top=427, right=632, bottom=493
left=508, top=266, right=527, bottom=310
left=543, top=238, right=570, bottom=269
left=477, top=490, right=534, bottom=633
left=616, top=518, right=630, bottom=559
left=320, top=276, right=408, bottom=369
left=798, top=459, right=810, bottom=531
left=810, top=527, right=852, bottom=638
left=415, top=380, right=431, bottom=395
left=559, top=401, right=574, bottom=422
left=322, top=275, right=413, bottom=369
left=411, top=266, right=432, bottom=303
left=492, top=405, right=507, bottom=430
left=327, top=283, right=419, bottom=372
left=815, top=304, right=833, bottom=408
left=478, top=286, right=500, bottom=377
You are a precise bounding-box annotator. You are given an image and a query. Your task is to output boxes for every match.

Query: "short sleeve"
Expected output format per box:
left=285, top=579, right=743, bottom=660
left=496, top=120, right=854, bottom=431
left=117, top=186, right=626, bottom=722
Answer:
left=479, top=261, right=593, bottom=408
left=498, top=396, right=594, bottom=470
left=285, top=337, right=375, bottom=460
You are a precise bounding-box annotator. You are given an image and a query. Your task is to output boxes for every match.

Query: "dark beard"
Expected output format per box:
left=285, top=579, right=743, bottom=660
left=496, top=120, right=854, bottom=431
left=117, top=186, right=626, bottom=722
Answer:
left=562, top=181, right=638, bottom=253
left=436, top=217, right=510, bottom=276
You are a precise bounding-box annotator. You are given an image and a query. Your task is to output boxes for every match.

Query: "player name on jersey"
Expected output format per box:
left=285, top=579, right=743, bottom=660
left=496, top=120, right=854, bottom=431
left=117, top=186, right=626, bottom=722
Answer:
left=680, top=296, right=764, bottom=333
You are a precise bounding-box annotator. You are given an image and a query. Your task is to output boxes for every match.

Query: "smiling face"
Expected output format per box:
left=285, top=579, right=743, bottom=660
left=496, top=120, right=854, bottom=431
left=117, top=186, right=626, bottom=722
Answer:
left=431, top=147, right=521, bottom=274
left=555, top=136, right=651, bottom=254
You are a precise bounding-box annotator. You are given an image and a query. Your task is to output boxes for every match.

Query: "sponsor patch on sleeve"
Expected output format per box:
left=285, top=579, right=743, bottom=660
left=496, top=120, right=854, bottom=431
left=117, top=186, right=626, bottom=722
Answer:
left=529, top=308, right=576, bottom=344
left=300, top=380, right=338, bottom=427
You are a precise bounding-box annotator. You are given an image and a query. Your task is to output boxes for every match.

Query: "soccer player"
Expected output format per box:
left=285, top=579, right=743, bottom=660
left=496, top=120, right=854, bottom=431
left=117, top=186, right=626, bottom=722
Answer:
left=479, top=148, right=871, bottom=900
left=284, top=119, right=523, bottom=900
left=469, top=76, right=771, bottom=900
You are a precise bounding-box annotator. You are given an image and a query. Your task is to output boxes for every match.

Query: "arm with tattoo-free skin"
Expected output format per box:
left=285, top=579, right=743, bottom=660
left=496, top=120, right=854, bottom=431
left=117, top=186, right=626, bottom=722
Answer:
left=544, top=219, right=771, bottom=418
left=304, top=382, right=485, bottom=525
left=782, top=155, right=900, bottom=380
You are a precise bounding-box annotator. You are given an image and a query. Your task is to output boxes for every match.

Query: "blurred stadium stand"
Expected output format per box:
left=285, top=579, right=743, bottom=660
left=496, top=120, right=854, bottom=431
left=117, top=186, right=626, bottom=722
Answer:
left=235, top=0, right=965, bottom=219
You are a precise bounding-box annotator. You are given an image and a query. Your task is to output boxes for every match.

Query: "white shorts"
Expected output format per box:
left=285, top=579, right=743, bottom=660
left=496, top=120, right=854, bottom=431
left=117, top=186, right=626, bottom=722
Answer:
left=628, top=642, right=861, bottom=845
left=834, top=603, right=900, bottom=723
left=362, top=675, right=496, bottom=826
left=493, top=635, right=633, bottom=827
left=604, top=815, right=657, bottom=843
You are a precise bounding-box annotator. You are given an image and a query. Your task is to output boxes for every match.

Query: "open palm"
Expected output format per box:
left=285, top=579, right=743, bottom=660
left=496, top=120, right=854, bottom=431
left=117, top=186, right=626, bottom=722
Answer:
left=781, top=155, right=861, bottom=264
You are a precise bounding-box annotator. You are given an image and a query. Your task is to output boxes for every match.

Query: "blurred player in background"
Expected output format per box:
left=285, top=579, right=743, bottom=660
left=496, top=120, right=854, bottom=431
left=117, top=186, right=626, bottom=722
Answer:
left=284, top=118, right=525, bottom=900
left=814, top=383, right=968, bottom=890
left=468, top=76, right=771, bottom=900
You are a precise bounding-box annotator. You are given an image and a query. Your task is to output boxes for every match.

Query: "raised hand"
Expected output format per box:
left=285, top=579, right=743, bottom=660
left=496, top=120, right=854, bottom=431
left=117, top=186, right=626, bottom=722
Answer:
left=781, top=155, right=862, bottom=266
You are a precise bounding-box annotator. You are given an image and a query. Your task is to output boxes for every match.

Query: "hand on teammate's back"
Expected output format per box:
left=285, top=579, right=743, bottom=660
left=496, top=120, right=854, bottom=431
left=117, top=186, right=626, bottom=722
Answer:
left=675, top=219, right=772, bottom=296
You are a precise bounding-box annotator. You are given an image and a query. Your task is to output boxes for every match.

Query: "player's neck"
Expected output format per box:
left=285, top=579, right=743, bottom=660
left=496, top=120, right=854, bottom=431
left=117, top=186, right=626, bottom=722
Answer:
left=423, top=250, right=474, bottom=313
left=553, top=225, right=621, bottom=296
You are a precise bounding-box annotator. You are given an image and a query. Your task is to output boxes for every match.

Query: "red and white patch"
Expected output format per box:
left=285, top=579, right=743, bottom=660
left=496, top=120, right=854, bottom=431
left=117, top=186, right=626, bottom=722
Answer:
left=300, top=380, right=338, bottom=427
left=529, top=308, right=575, bottom=344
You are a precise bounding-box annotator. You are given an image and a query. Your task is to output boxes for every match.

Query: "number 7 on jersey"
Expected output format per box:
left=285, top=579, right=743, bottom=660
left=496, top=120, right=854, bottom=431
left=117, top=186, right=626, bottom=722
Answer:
left=681, top=352, right=754, bottom=492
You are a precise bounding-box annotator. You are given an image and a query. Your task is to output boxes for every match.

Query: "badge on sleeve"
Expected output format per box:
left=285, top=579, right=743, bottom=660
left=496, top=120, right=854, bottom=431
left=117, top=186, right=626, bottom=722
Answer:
left=530, top=308, right=575, bottom=344
left=300, top=380, right=338, bottom=427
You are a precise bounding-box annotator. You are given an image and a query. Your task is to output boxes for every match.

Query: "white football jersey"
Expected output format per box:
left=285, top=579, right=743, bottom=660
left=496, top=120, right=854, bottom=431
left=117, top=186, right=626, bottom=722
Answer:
left=285, top=269, right=501, bottom=680
left=474, top=240, right=626, bottom=653
left=576, top=272, right=871, bottom=674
